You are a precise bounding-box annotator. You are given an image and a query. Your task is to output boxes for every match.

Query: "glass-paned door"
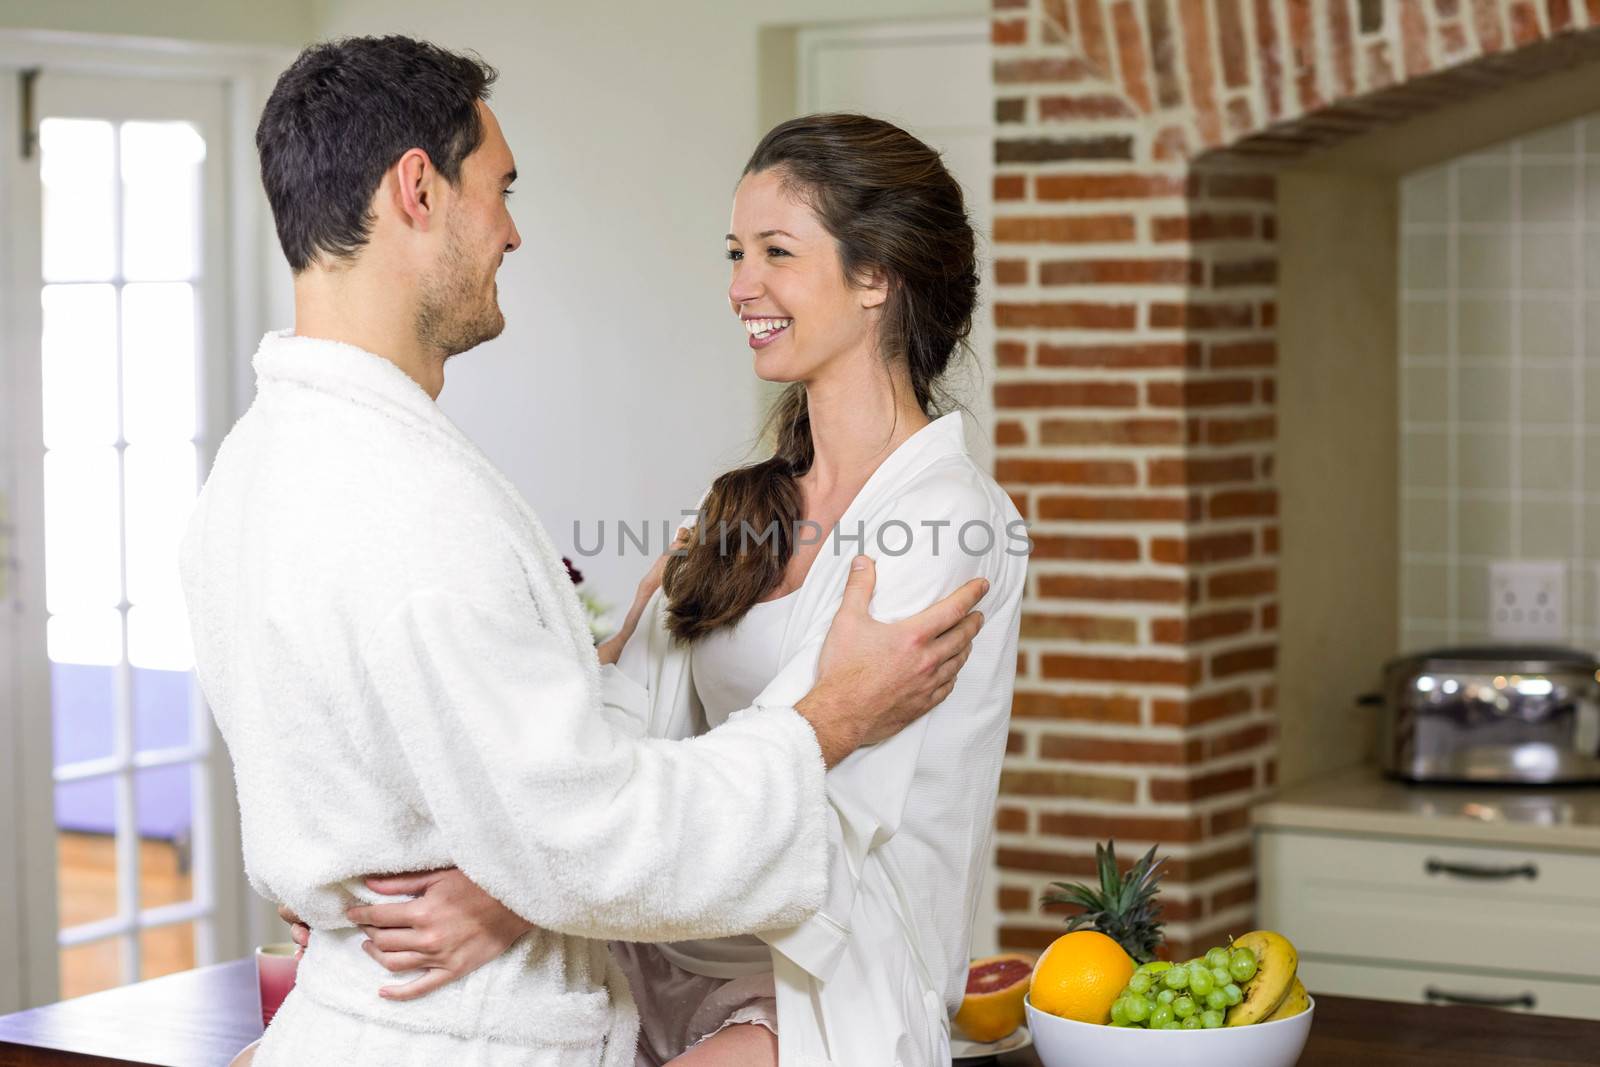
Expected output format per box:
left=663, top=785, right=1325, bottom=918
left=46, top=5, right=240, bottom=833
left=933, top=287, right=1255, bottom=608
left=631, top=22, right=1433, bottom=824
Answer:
left=31, top=72, right=229, bottom=999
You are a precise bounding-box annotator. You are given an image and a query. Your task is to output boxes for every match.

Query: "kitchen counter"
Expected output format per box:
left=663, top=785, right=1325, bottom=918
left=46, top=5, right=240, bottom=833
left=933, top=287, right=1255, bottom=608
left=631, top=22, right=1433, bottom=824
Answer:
left=1000, top=996, right=1600, bottom=1065
left=1251, top=763, right=1600, bottom=851
left=0, top=960, right=259, bottom=1066
left=5, top=960, right=1600, bottom=1066
left=1252, top=762, right=1600, bottom=1023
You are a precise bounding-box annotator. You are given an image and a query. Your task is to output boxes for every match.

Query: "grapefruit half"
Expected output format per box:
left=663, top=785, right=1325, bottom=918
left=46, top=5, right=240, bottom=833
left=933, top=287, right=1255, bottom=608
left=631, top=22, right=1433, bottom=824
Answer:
left=953, top=953, right=1035, bottom=1043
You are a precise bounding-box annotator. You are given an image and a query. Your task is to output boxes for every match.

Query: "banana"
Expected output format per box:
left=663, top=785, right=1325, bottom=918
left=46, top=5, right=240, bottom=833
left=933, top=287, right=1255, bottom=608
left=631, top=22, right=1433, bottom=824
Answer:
left=1225, top=930, right=1299, bottom=1026
left=1264, top=977, right=1309, bottom=1021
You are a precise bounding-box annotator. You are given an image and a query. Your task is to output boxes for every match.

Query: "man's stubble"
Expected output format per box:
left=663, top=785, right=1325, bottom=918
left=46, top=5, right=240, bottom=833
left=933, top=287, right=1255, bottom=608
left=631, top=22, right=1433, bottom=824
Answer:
left=415, top=220, right=505, bottom=359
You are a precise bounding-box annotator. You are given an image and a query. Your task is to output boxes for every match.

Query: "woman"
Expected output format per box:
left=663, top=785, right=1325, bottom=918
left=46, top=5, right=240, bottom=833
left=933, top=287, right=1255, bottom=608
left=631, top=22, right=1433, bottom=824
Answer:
left=314, top=114, right=1028, bottom=1066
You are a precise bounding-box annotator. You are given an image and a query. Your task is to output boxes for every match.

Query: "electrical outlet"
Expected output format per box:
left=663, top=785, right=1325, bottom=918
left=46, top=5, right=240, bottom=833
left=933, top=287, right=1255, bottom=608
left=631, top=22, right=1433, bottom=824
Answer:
left=1488, top=560, right=1566, bottom=641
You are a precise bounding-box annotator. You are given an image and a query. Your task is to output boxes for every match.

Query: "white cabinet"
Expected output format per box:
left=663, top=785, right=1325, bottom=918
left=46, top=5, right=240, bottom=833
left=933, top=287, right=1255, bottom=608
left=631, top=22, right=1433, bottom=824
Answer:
left=1301, top=958, right=1599, bottom=1019
left=1256, top=827, right=1600, bottom=1021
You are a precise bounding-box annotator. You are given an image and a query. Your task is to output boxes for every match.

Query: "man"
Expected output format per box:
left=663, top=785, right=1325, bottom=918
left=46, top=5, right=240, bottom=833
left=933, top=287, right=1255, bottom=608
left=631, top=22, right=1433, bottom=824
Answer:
left=181, top=36, right=986, bottom=1065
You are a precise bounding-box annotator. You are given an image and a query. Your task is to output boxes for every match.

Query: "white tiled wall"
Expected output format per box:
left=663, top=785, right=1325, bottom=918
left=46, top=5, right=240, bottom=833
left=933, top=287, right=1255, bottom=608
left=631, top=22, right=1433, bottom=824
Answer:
left=1400, top=115, right=1600, bottom=652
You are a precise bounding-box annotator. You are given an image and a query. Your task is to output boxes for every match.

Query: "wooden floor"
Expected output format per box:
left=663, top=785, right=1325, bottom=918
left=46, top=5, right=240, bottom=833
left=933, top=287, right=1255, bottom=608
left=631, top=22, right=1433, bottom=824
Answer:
left=57, top=832, right=194, bottom=1000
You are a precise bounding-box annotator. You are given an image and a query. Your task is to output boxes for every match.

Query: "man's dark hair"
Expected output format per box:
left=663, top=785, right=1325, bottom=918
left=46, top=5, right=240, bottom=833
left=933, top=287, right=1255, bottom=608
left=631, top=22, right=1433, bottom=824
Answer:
left=256, top=36, right=498, bottom=272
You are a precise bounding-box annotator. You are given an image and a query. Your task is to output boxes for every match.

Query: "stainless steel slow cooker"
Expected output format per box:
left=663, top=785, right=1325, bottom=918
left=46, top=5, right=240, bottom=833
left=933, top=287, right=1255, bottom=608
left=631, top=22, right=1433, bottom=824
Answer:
left=1365, top=645, right=1600, bottom=784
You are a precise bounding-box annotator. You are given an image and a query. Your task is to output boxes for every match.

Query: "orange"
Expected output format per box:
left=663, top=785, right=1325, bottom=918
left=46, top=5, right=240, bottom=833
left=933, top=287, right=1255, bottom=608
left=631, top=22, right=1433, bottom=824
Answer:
left=1028, top=930, right=1136, bottom=1025
left=953, top=953, right=1034, bottom=1043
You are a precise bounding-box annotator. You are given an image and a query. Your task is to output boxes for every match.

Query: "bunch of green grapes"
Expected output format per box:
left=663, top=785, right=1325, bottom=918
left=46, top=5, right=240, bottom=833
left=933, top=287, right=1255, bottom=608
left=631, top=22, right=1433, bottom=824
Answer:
left=1109, top=946, right=1258, bottom=1030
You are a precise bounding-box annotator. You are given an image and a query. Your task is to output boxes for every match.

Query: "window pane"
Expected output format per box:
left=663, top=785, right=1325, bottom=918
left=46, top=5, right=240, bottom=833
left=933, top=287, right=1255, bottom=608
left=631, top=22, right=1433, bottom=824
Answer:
left=43, top=448, right=122, bottom=614
left=41, top=119, right=115, bottom=283
left=47, top=611, right=123, bottom=668
left=51, top=661, right=117, bottom=764
left=136, top=765, right=193, bottom=911
left=121, top=122, right=204, bottom=282
left=133, top=666, right=193, bottom=753
left=60, top=938, right=124, bottom=1000
left=127, top=605, right=194, bottom=673
left=124, top=441, right=196, bottom=610
left=139, top=922, right=195, bottom=982
left=122, top=283, right=197, bottom=443
left=42, top=283, right=118, bottom=449
left=56, top=781, right=121, bottom=925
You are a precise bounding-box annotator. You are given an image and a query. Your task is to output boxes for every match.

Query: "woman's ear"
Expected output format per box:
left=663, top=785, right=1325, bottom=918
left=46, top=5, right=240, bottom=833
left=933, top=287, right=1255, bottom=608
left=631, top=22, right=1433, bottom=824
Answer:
left=859, top=267, right=890, bottom=310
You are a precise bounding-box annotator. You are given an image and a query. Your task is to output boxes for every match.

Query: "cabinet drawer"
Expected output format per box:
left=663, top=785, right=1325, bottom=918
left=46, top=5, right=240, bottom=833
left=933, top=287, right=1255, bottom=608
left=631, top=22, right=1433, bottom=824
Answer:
left=1301, top=955, right=1600, bottom=1022
left=1257, top=829, right=1600, bottom=978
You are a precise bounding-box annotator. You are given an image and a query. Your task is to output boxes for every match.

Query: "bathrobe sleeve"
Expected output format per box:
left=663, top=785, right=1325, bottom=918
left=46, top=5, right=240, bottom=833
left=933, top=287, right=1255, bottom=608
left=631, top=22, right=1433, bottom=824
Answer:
left=751, top=470, right=1004, bottom=981
left=596, top=664, right=649, bottom=738
left=604, top=506, right=706, bottom=741
left=359, top=586, right=828, bottom=942
left=609, top=587, right=708, bottom=743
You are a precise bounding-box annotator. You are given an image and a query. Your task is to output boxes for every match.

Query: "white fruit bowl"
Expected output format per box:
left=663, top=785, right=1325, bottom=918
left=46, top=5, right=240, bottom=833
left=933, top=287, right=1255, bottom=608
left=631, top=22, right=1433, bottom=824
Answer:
left=1025, top=995, right=1314, bottom=1067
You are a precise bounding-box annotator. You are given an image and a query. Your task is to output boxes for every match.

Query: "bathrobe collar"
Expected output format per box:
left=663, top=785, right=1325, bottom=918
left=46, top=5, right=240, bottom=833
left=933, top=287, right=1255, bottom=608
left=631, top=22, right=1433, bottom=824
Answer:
left=254, top=328, right=458, bottom=437
left=774, top=410, right=968, bottom=649
left=846, top=410, right=967, bottom=508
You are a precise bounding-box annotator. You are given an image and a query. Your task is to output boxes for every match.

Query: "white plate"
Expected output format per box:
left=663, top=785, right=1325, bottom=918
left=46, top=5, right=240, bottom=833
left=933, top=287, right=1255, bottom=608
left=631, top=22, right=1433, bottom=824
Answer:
left=228, top=1038, right=261, bottom=1067
left=952, top=1024, right=1032, bottom=1060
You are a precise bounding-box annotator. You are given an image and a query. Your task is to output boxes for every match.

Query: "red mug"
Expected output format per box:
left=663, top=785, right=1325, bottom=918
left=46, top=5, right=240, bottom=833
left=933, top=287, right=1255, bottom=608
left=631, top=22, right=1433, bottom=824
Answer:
left=254, top=943, right=299, bottom=1028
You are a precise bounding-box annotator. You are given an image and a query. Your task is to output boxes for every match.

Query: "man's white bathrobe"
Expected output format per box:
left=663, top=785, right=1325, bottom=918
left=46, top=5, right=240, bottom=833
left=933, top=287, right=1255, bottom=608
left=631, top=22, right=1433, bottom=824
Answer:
left=179, top=331, right=833, bottom=1065
left=614, top=412, right=1028, bottom=1067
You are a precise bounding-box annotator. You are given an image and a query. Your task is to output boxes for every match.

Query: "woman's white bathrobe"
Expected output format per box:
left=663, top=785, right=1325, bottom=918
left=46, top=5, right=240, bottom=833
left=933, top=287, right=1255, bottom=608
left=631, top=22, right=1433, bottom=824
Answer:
left=614, top=412, right=1028, bottom=1067
left=179, top=331, right=833, bottom=1065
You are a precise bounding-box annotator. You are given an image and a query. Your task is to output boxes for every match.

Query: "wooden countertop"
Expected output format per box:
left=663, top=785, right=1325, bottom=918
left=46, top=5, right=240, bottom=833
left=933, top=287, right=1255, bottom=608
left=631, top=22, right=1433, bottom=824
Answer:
left=3, top=959, right=1599, bottom=1066
left=994, top=995, right=1600, bottom=1066
left=0, top=960, right=260, bottom=1066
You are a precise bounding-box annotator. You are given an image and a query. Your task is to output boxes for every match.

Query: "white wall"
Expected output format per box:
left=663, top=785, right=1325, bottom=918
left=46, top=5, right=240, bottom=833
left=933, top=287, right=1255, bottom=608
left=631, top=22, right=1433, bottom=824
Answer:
left=310, top=0, right=988, bottom=605
left=0, top=0, right=314, bottom=46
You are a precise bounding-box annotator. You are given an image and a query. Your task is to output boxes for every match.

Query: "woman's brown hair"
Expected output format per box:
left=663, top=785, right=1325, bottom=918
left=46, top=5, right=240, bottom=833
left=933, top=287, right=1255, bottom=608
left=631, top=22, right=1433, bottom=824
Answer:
left=660, top=113, right=980, bottom=642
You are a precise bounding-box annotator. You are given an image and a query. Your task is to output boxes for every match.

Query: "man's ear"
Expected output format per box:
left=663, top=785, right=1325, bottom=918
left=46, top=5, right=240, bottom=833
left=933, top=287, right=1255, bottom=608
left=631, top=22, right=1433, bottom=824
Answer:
left=392, top=147, right=438, bottom=231
left=859, top=266, right=890, bottom=310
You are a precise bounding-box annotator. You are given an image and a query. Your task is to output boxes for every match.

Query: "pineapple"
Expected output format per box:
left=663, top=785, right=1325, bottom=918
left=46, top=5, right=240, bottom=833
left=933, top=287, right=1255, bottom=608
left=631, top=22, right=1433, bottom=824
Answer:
left=1043, top=840, right=1166, bottom=963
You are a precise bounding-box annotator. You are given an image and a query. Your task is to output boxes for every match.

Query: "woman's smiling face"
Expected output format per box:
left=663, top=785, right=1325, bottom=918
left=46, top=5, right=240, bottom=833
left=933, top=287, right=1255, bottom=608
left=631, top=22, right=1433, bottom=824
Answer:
left=725, top=168, right=886, bottom=385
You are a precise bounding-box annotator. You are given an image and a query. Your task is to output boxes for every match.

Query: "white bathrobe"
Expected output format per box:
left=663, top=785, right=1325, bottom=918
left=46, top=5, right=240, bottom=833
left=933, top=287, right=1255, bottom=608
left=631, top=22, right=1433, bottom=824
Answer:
left=614, top=412, right=1028, bottom=1067
left=179, top=331, right=831, bottom=1065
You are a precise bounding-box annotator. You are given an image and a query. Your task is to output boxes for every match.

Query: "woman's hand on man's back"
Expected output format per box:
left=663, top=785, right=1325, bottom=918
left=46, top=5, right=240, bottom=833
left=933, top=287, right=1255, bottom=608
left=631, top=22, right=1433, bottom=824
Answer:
left=345, top=868, right=534, bottom=1001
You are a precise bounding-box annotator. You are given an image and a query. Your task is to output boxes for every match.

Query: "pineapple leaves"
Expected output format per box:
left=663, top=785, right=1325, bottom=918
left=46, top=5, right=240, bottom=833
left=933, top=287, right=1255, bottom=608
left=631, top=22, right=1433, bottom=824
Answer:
left=1097, top=840, right=1120, bottom=902
left=1041, top=838, right=1168, bottom=964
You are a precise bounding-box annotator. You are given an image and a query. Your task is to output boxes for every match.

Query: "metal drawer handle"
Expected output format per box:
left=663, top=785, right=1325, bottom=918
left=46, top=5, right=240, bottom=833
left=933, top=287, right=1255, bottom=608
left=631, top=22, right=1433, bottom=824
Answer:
left=1425, top=858, right=1538, bottom=881
left=1424, top=987, right=1536, bottom=1010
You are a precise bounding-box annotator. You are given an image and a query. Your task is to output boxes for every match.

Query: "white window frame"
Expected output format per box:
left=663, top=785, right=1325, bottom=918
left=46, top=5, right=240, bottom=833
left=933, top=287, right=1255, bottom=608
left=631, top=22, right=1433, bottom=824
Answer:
left=0, top=29, right=292, bottom=1011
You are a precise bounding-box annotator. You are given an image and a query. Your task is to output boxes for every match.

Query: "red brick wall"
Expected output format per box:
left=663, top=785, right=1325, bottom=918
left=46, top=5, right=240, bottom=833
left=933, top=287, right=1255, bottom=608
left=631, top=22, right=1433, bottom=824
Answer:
left=990, top=0, right=1600, bottom=957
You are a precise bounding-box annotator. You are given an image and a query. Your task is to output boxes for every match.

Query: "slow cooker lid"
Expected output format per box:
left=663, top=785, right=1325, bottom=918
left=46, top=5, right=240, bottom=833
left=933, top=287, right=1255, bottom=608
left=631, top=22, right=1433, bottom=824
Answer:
left=1397, top=644, right=1598, bottom=670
